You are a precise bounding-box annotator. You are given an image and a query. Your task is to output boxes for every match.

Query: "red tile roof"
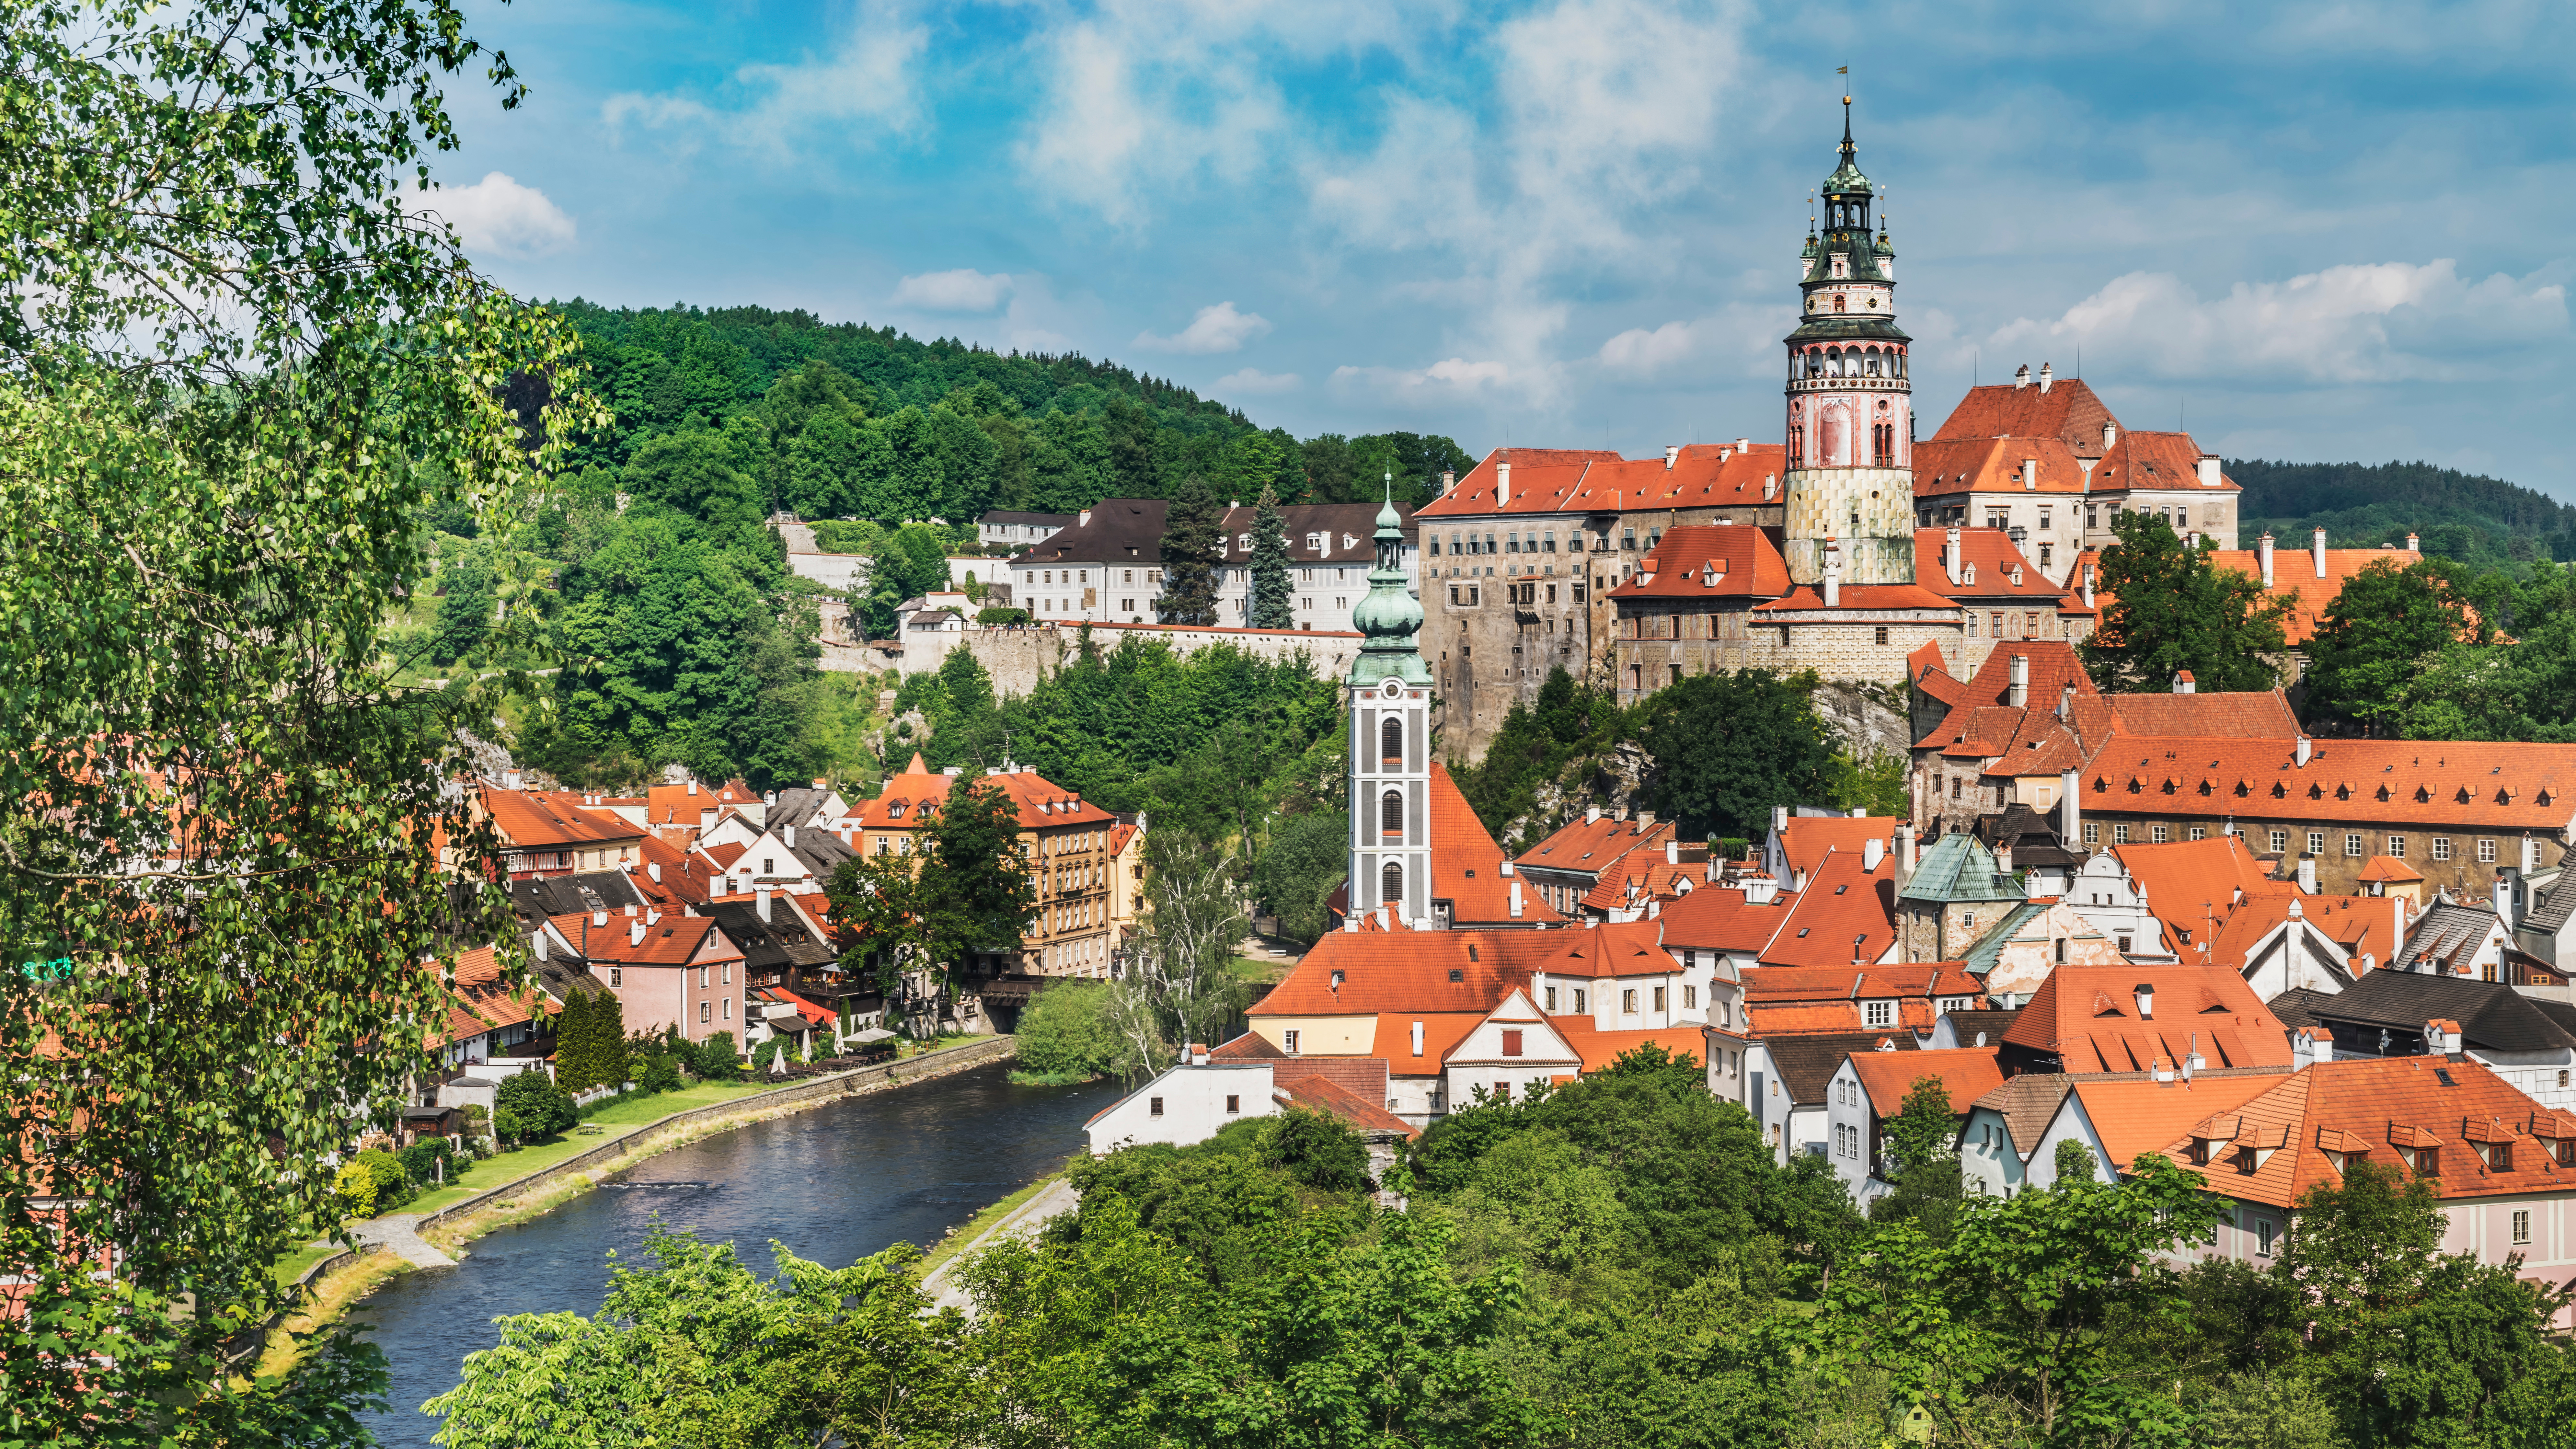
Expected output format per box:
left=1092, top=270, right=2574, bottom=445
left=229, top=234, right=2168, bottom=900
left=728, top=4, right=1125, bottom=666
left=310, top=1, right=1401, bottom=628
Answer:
left=1754, top=583, right=1961, bottom=613
left=849, top=758, right=1116, bottom=831
left=2003, top=963, right=2289, bottom=1075
left=1370, top=1013, right=1489, bottom=1077
left=1742, top=961, right=1982, bottom=1004
left=2088, top=736, right=2576, bottom=831
left=2358, top=855, right=2426, bottom=884
left=548, top=909, right=743, bottom=968
left=1748, top=1002, right=1869, bottom=1034
left=1531, top=920, right=1672, bottom=980
left=644, top=778, right=757, bottom=830
left=1758, top=849, right=1902, bottom=968
left=2151, top=1055, right=2568, bottom=1208
left=1657, top=885, right=1794, bottom=955
left=1775, top=816, right=1903, bottom=880
left=2065, top=1074, right=2284, bottom=1173
left=429, top=945, right=552, bottom=1050
left=1553, top=1020, right=1708, bottom=1073
left=1276, top=1073, right=1420, bottom=1137
left=1910, top=640, right=1969, bottom=707
left=1249, top=929, right=1563, bottom=1018
left=2090, top=429, right=2237, bottom=495
left=482, top=787, right=641, bottom=850
left=1847, top=1047, right=2006, bottom=1116
left=1607, top=525, right=1793, bottom=599
left=1950, top=641, right=2097, bottom=712
left=1928, top=378, right=2121, bottom=457
left=1913, top=437, right=2095, bottom=498
left=2070, top=690, right=2302, bottom=741
left=2111, top=835, right=2299, bottom=956
left=2200, top=545, right=2430, bottom=647
left=1430, top=765, right=1565, bottom=925
left=1580, top=855, right=1705, bottom=914
left=2205, top=893, right=2406, bottom=975
left=628, top=833, right=715, bottom=908
left=1417, top=444, right=1787, bottom=520
left=1515, top=814, right=1674, bottom=880
left=1913, top=528, right=2078, bottom=601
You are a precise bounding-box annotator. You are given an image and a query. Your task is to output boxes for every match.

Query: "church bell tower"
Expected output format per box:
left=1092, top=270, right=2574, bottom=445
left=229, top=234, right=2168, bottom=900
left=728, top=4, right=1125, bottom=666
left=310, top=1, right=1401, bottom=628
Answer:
left=1781, top=95, right=1914, bottom=585
left=1346, top=486, right=1433, bottom=929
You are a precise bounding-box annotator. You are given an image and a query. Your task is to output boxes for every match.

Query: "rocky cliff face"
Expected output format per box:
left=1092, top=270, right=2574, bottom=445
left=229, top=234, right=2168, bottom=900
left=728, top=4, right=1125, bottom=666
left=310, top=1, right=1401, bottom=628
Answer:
left=1809, top=679, right=1914, bottom=763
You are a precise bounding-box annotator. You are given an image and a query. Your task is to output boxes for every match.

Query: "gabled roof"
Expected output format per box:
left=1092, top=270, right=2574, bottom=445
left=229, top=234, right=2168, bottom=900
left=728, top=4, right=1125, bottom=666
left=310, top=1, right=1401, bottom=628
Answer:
left=547, top=909, right=743, bottom=968
left=1607, top=525, right=1793, bottom=600
left=1910, top=641, right=1969, bottom=708
left=698, top=897, right=838, bottom=971
left=1928, top=377, right=2121, bottom=458
left=1774, top=816, right=1902, bottom=880
left=2210, top=894, right=2404, bottom=977
left=2112, top=834, right=2298, bottom=948
left=1899, top=833, right=2025, bottom=905
left=1846, top=1047, right=2006, bottom=1118
left=2358, top=855, right=2427, bottom=884
left=628, top=833, right=715, bottom=909
left=2068, top=690, right=2302, bottom=742
left=2066, top=1074, right=2282, bottom=1174
left=1370, top=1013, right=1488, bottom=1077
left=1657, top=885, right=1794, bottom=955
left=2003, top=963, right=2290, bottom=1075
left=1762, top=1031, right=1919, bottom=1107
left=1249, top=929, right=1564, bottom=1018
left=483, top=787, right=642, bottom=850
left=1582, top=853, right=1704, bottom=913
left=1913, top=437, right=2094, bottom=499
left=2089, top=429, right=2235, bottom=494
left=1914, top=528, right=2076, bottom=601
left=2392, top=902, right=2510, bottom=975
left=2306, top=971, right=2576, bottom=1054
left=2151, top=1055, right=2566, bottom=1208
left=1940, top=1006, right=2023, bottom=1049
left=1536, top=920, right=1672, bottom=979
left=2090, top=737, right=2576, bottom=831
left=1416, top=443, right=1788, bottom=520
left=429, top=945, right=555, bottom=1050
left=1970, top=1073, right=2075, bottom=1155
left=1514, top=813, right=1674, bottom=880
left=643, top=778, right=757, bottom=831
left=1758, top=848, right=1901, bottom=967
left=508, top=871, right=646, bottom=924
left=1950, top=640, right=2096, bottom=713
left=1430, top=765, right=1565, bottom=926
left=1276, top=1073, right=1420, bottom=1138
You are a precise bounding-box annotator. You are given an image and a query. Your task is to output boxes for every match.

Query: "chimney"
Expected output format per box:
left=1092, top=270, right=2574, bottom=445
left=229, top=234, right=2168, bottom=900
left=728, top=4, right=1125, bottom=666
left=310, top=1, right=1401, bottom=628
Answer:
left=2293, top=1026, right=2328, bottom=1070
left=2197, top=455, right=2220, bottom=487
left=1496, top=460, right=1512, bottom=507
left=649, top=861, right=662, bottom=883
left=1944, top=525, right=1963, bottom=585
left=2008, top=653, right=2029, bottom=707
left=1742, top=872, right=1779, bottom=905
left=2496, top=869, right=2517, bottom=928
left=645, top=908, right=660, bottom=926
left=1822, top=535, right=1842, bottom=609
left=700, top=807, right=716, bottom=830
left=783, top=823, right=796, bottom=849
left=2058, top=681, right=2076, bottom=720
left=757, top=888, right=772, bottom=923
left=1412, top=1020, right=1426, bottom=1055
left=1735, top=437, right=1751, bottom=452
left=2425, top=1018, right=2460, bottom=1056
left=2013, top=363, right=2030, bottom=390
left=2313, top=527, right=2329, bottom=579
left=1897, top=823, right=1917, bottom=877
left=1190, top=1042, right=1210, bottom=1066
left=2135, top=982, right=2155, bottom=1020
left=2407, top=531, right=2421, bottom=553
left=1637, top=810, right=1657, bottom=828
left=1509, top=879, right=1524, bottom=919
left=2298, top=855, right=2317, bottom=894
left=1664, top=445, right=1680, bottom=470
left=2038, top=362, right=2053, bottom=394
left=1499, top=857, right=1514, bottom=876
left=1864, top=837, right=1885, bottom=873
left=1666, top=839, right=1680, bottom=866
left=2023, top=456, right=2038, bottom=491
left=592, top=910, right=607, bottom=927
left=1586, top=805, right=1601, bottom=825
left=534, top=931, right=549, bottom=961
left=2172, top=670, right=2196, bottom=695
left=1772, top=805, right=1789, bottom=833
left=687, top=780, right=697, bottom=795
left=2296, top=735, right=2312, bottom=768
left=2082, top=564, right=2096, bottom=610
left=1851, top=806, right=1867, bottom=819
left=1764, top=473, right=1778, bottom=501
left=1440, top=469, right=1455, bottom=493
left=1078, top=508, right=1093, bottom=526
left=2101, top=420, right=2117, bottom=451
left=2257, top=532, right=2275, bottom=587
left=629, top=921, right=645, bottom=947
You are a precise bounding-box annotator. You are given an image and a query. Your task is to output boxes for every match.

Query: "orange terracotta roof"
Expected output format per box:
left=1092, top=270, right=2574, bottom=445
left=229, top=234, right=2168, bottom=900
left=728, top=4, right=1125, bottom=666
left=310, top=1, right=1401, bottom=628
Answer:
left=548, top=909, right=743, bottom=968
left=1774, top=816, right=1903, bottom=880
left=1108, top=822, right=1140, bottom=857
left=2153, top=1055, right=2566, bottom=1208
left=627, top=833, right=715, bottom=908
left=1417, top=443, right=1787, bottom=520
left=1754, top=583, right=1960, bottom=613
left=2195, top=545, right=2421, bottom=647
left=1910, top=640, right=1969, bottom=707
left=2003, top=963, right=2289, bottom=1075
left=1276, top=1073, right=1420, bottom=1137
left=2067, top=1074, right=2283, bottom=1172
left=1430, top=764, right=1564, bottom=925
left=1915, top=528, right=2081, bottom=602
left=1741, top=961, right=1982, bottom=1003
left=850, top=760, right=1115, bottom=831
left=1913, top=437, right=2094, bottom=497
left=1515, top=814, right=1674, bottom=879
left=428, top=945, right=550, bottom=1050
left=699, top=840, right=748, bottom=871
left=1748, top=1002, right=1868, bottom=1034
left=2358, top=855, right=2426, bottom=884
left=644, top=778, right=757, bottom=829
left=2090, top=428, right=2236, bottom=494
left=1552, top=1019, right=1708, bottom=1073
left=2087, top=736, right=2576, bottom=831
left=2067, top=690, right=2301, bottom=742
left=1657, top=885, right=1794, bottom=954
left=1846, top=1047, right=2006, bottom=1116
left=1608, top=525, right=1793, bottom=599
left=2205, top=894, right=2406, bottom=976
left=1928, top=378, right=2121, bottom=457
left=1580, top=855, right=1704, bottom=913
left=482, top=786, right=641, bottom=850
left=1250, top=929, right=1565, bottom=1018
left=1370, top=1012, right=1489, bottom=1077
left=1950, top=640, right=2097, bottom=712
left=1531, top=920, right=1671, bottom=980
left=1757, top=849, right=1900, bottom=967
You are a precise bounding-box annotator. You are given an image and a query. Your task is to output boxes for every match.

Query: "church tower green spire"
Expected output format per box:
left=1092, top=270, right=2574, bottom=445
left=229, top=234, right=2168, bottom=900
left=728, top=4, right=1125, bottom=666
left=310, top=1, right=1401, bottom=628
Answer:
left=1345, top=481, right=1431, bottom=929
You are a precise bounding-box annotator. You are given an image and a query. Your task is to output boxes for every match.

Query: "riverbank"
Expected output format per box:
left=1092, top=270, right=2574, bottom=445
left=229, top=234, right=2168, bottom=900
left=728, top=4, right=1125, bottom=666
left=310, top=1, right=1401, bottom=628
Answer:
left=256, top=1036, right=1017, bottom=1363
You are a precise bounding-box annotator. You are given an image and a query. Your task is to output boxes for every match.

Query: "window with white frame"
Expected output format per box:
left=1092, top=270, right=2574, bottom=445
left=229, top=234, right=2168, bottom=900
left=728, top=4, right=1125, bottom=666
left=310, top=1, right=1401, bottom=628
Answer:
left=2269, top=830, right=2288, bottom=853
left=2514, top=1209, right=2532, bottom=1244
left=2432, top=837, right=2452, bottom=861
left=2479, top=838, right=2498, bottom=863
left=1865, top=999, right=1894, bottom=1028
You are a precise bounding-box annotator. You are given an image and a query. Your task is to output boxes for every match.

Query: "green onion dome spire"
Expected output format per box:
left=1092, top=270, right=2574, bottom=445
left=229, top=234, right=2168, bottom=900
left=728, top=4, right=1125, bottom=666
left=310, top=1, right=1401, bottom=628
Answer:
left=1348, top=481, right=1431, bottom=688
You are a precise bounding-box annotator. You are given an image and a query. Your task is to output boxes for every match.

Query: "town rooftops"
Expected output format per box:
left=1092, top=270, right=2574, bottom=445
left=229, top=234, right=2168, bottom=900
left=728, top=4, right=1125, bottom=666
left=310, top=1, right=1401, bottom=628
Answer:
left=2206, top=892, right=2404, bottom=978
left=1514, top=812, right=1674, bottom=879
left=2306, top=971, right=2576, bottom=1055
left=1018, top=498, right=1420, bottom=568
left=1763, top=1030, right=1921, bottom=1106
left=2391, top=902, right=2510, bottom=975
left=2111, top=835, right=2299, bottom=956
left=2153, top=1055, right=2570, bottom=1209
left=2086, top=736, right=2576, bottom=831
left=2071, top=689, right=2302, bottom=742
left=1928, top=377, right=2122, bottom=458
left=1943, top=640, right=2096, bottom=715
left=429, top=944, right=555, bottom=1050
left=1553, top=1020, right=1709, bottom=1073
left=2089, top=429, right=2237, bottom=495
left=483, top=787, right=640, bottom=849
left=1535, top=920, right=1673, bottom=980
left=546, top=909, right=742, bottom=969
left=1428, top=764, right=1566, bottom=926
left=1759, top=847, right=1902, bottom=967
left=644, top=778, right=757, bottom=832
left=2003, top=963, right=2290, bottom=1075
left=1774, top=815, right=1903, bottom=882
left=1606, top=525, right=1794, bottom=599
left=2199, top=544, right=2424, bottom=647
left=1913, top=528, right=2079, bottom=606
left=1658, top=883, right=1797, bottom=955
left=1899, top=833, right=2025, bottom=905
left=1912, top=437, right=2094, bottom=498
left=1846, top=1046, right=2006, bottom=1117
left=1417, top=443, right=1788, bottom=521
left=1753, top=583, right=1961, bottom=614
left=850, top=754, right=1116, bottom=831
left=1249, top=929, right=1561, bottom=1018
left=2065, top=1073, right=2282, bottom=1174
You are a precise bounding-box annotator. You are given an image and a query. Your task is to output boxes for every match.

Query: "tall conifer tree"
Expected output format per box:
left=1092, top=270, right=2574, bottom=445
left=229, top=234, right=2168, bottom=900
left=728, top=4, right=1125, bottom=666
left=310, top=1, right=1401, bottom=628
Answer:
left=1157, top=473, right=1224, bottom=625
left=1249, top=483, right=1295, bottom=629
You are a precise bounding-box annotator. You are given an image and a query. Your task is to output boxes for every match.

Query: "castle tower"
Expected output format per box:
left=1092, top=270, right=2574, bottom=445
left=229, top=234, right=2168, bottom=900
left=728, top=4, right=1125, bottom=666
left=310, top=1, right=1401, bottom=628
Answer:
left=1347, top=485, right=1434, bottom=928
left=1781, top=96, right=1914, bottom=585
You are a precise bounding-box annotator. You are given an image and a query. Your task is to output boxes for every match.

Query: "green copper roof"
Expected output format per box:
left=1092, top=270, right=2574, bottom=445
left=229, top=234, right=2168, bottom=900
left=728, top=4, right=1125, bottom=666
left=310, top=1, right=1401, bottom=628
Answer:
left=1823, top=99, right=1872, bottom=196
left=1348, top=485, right=1431, bottom=688
left=1898, top=834, right=2027, bottom=906
left=1958, top=899, right=2049, bottom=979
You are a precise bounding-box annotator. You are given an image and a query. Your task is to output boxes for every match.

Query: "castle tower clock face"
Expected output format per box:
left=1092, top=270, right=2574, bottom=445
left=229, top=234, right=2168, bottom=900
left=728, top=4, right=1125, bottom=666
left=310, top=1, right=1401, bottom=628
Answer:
left=1381, top=679, right=1404, bottom=700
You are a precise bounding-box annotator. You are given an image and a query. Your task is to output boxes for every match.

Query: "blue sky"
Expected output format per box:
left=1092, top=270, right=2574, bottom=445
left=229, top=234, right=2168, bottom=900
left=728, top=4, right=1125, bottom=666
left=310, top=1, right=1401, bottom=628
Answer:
left=431, top=0, right=2573, bottom=492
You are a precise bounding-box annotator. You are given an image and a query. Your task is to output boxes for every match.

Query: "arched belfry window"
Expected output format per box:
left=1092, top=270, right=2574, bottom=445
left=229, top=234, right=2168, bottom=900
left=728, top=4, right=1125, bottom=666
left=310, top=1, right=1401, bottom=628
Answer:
left=1381, top=716, right=1403, bottom=770
left=1382, top=861, right=1404, bottom=910
left=1382, top=790, right=1404, bottom=839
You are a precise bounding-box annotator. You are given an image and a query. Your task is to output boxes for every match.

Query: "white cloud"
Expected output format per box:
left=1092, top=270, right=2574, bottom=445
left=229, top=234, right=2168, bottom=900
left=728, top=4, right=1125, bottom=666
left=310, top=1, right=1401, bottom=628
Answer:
left=891, top=269, right=1015, bottom=312
left=604, top=3, right=928, bottom=156
left=410, top=172, right=576, bottom=258
left=1214, top=367, right=1302, bottom=395
left=1985, top=259, right=2569, bottom=386
left=1596, top=319, right=1710, bottom=374
left=1135, top=301, right=1272, bottom=354
left=1330, top=357, right=1513, bottom=408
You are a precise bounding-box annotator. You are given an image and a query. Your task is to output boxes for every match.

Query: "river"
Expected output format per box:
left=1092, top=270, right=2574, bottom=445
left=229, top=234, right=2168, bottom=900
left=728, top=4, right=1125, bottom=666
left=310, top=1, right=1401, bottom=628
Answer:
left=351, top=1062, right=1121, bottom=1448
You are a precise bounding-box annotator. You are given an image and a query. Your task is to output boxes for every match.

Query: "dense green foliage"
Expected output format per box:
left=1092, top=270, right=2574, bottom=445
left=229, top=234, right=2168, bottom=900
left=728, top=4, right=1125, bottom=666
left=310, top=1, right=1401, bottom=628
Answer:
left=2083, top=510, right=2293, bottom=693
left=2235, top=458, right=2576, bottom=566
left=825, top=775, right=1039, bottom=1026
left=496, top=1070, right=581, bottom=1144
left=1158, top=473, right=1225, bottom=624
left=2291, top=552, right=2576, bottom=742
left=1249, top=483, right=1294, bottom=628
left=551, top=988, right=631, bottom=1096
left=1009, top=981, right=1131, bottom=1082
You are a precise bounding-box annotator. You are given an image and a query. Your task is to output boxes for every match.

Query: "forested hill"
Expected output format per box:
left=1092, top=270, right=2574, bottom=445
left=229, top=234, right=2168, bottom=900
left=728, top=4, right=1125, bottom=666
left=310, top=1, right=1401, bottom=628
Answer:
left=2231, top=458, right=2576, bottom=564
left=546, top=301, right=1471, bottom=518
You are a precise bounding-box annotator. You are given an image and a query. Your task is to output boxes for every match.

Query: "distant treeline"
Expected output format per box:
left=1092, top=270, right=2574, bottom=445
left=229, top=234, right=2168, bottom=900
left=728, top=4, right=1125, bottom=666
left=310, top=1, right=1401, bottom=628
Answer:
left=2232, top=458, right=2576, bottom=565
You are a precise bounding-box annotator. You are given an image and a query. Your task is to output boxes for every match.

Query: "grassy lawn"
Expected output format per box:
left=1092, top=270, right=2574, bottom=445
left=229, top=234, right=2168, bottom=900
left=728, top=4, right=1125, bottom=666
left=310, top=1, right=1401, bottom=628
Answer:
left=1229, top=954, right=1292, bottom=985
left=400, top=1080, right=767, bottom=1215
left=896, top=1032, right=985, bottom=1060
left=913, top=1161, right=1075, bottom=1279
left=270, top=1240, right=344, bottom=1289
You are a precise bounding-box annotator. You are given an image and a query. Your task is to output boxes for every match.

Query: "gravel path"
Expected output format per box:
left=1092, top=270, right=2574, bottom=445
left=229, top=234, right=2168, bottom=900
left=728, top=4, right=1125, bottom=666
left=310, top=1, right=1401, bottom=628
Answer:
left=349, top=1213, right=456, bottom=1270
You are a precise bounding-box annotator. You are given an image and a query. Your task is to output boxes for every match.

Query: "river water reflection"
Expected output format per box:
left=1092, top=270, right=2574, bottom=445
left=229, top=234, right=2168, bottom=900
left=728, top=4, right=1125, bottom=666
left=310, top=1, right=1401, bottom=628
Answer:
left=351, top=1062, right=1119, bottom=1447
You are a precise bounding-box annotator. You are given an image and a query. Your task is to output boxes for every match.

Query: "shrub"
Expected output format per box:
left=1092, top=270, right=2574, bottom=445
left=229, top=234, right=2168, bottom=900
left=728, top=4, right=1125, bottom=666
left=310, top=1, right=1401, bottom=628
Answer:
left=1011, top=981, right=1123, bottom=1082
left=398, top=1138, right=460, bottom=1187
left=351, top=1149, right=414, bottom=1213
left=976, top=606, right=1030, bottom=625
left=495, top=1070, right=579, bottom=1143
left=334, top=1160, right=378, bottom=1219
left=693, top=1031, right=743, bottom=1082
left=639, top=1053, right=684, bottom=1094
left=1260, top=1108, right=1370, bottom=1194
left=751, top=1036, right=801, bottom=1075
